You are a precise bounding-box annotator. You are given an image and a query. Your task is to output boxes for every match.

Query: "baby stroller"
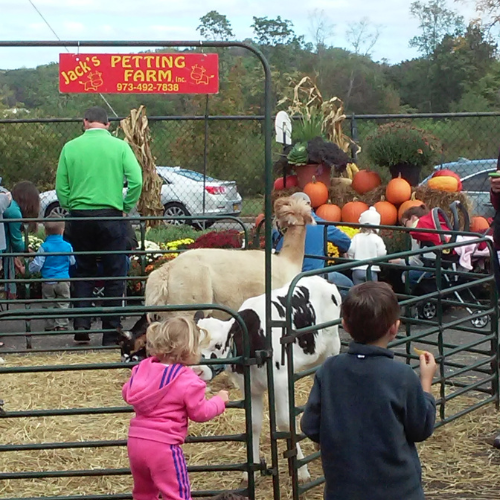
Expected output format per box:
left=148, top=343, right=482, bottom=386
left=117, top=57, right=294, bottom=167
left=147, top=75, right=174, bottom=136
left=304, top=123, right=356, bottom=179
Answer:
left=409, top=201, right=493, bottom=328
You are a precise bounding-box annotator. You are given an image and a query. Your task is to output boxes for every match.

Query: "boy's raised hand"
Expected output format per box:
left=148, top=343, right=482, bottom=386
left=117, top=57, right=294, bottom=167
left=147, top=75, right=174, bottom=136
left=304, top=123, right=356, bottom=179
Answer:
left=419, top=351, right=437, bottom=393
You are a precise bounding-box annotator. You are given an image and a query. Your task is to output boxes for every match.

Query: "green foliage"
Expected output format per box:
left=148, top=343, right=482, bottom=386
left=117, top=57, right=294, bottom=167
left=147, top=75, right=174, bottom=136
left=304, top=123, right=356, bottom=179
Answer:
left=197, top=11, right=234, bottom=40
left=365, top=122, right=441, bottom=169
left=292, top=112, right=324, bottom=142
left=287, top=142, right=308, bottom=166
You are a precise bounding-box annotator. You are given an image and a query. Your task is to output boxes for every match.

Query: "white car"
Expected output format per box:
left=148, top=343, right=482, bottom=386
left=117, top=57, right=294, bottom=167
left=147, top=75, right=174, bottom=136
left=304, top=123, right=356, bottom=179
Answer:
left=39, top=166, right=243, bottom=227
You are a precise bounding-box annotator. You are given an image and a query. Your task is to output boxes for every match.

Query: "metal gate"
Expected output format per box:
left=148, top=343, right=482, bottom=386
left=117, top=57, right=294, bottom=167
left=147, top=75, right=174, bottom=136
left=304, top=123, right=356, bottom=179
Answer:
left=276, top=228, right=499, bottom=500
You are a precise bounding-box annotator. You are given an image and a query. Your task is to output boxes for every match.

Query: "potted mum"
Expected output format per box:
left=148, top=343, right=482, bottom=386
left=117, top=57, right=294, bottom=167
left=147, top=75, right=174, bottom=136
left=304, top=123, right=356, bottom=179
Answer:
left=365, top=122, right=441, bottom=186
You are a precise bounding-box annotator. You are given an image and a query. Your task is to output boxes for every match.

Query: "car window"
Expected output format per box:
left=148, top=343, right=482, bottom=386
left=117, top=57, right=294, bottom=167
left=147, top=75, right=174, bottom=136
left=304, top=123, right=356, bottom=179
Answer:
left=175, top=169, right=217, bottom=182
left=461, top=172, right=491, bottom=192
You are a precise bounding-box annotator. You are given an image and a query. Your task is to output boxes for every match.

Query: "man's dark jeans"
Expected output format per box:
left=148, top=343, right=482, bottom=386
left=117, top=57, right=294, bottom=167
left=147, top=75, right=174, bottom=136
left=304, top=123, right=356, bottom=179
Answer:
left=66, top=209, right=127, bottom=345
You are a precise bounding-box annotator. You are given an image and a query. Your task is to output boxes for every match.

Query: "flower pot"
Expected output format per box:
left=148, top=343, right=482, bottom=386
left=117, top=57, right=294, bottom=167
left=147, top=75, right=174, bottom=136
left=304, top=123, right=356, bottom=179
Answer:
left=296, top=163, right=332, bottom=189
left=389, top=163, right=422, bottom=187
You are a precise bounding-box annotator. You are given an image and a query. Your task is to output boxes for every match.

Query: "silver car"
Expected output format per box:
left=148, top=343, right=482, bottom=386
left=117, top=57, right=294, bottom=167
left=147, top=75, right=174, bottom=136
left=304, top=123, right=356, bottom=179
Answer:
left=420, top=158, right=497, bottom=218
left=39, top=166, right=243, bottom=227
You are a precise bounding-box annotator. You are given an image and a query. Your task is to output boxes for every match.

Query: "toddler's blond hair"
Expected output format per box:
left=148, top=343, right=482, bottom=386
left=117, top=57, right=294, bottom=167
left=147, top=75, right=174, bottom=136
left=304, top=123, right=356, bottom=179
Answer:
left=146, top=316, right=201, bottom=365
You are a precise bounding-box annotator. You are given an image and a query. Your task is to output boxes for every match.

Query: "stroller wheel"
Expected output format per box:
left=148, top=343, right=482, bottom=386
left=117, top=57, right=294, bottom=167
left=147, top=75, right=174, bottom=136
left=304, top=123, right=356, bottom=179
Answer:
left=418, top=301, right=437, bottom=320
left=470, top=315, right=489, bottom=329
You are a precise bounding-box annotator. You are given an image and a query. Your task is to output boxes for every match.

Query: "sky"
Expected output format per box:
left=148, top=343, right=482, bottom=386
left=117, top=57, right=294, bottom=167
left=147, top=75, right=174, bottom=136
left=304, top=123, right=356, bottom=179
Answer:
left=0, top=0, right=480, bottom=70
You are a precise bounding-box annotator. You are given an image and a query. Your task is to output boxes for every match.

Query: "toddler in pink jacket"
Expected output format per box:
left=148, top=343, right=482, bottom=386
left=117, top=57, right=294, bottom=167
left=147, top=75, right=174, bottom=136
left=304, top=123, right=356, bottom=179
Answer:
left=122, top=316, right=229, bottom=500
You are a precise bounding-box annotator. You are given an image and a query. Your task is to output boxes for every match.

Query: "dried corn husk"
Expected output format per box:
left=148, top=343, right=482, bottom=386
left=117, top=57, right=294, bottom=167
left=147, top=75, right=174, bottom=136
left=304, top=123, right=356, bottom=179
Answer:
left=120, top=106, right=164, bottom=228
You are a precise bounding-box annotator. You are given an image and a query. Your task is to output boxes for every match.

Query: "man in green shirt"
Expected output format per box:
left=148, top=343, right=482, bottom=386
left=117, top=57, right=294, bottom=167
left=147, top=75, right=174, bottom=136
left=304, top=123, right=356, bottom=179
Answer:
left=56, top=106, right=142, bottom=345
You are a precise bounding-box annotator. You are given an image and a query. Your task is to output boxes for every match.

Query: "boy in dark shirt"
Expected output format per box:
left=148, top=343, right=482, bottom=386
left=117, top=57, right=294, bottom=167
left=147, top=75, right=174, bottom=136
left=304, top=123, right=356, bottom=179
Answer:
left=301, top=281, right=437, bottom=500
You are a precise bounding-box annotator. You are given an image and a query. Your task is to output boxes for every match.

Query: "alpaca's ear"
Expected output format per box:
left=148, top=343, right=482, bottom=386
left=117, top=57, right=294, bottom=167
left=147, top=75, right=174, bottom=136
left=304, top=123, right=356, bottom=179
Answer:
left=194, top=310, right=205, bottom=322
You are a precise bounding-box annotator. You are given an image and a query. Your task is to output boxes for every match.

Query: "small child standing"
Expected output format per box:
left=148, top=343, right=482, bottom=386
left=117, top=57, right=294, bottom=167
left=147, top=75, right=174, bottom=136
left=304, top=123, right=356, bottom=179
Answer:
left=301, top=282, right=437, bottom=500
left=347, top=206, right=387, bottom=284
left=123, top=317, right=229, bottom=500
left=29, top=217, right=75, bottom=331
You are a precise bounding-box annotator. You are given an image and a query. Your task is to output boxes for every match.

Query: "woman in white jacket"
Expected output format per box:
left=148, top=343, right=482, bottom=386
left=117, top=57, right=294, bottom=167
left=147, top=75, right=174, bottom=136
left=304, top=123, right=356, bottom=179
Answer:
left=347, top=206, right=387, bottom=285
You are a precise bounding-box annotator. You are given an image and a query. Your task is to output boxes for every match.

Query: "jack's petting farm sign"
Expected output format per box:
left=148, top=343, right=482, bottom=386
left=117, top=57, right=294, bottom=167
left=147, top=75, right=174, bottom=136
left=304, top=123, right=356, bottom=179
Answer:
left=59, top=53, right=219, bottom=94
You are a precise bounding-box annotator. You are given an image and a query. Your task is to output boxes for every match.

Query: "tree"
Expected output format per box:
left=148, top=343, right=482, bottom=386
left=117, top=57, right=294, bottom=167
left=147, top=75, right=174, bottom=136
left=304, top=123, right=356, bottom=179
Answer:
left=474, top=0, right=500, bottom=25
left=308, top=9, right=335, bottom=52
left=196, top=10, right=234, bottom=40
left=410, top=0, right=465, bottom=56
left=346, top=18, right=381, bottom=57
left=251, top=16, right=300, bottom=46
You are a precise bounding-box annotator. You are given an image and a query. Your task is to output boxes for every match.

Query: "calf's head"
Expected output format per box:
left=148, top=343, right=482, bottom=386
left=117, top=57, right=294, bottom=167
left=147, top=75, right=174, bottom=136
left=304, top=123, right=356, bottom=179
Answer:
left=194, top=311, right=233, bottom=381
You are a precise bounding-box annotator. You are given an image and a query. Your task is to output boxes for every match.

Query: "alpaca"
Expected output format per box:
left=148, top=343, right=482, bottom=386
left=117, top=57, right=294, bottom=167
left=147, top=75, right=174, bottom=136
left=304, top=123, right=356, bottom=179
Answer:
left=144, top=196, right=315, bottom=320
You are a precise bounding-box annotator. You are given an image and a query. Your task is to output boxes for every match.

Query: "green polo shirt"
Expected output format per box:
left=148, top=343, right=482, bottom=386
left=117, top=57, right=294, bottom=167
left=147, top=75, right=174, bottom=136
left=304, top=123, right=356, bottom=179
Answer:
left=55, top=128, right=142, bottom=213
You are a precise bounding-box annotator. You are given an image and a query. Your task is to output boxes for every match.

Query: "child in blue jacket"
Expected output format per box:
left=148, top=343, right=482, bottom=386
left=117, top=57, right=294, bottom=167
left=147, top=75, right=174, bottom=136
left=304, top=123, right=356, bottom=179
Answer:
left=29, top=216, right=75, bottom=331
left=301, top=282, right=437, bottom=500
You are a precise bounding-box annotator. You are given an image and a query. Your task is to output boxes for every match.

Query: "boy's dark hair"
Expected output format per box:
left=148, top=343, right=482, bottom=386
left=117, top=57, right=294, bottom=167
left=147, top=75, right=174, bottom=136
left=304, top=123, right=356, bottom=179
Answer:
left=84, top=106, right=108, bottom=125
left=342, top=282, right=400, bottom=343
left=400, top=204, right=429, bottom=224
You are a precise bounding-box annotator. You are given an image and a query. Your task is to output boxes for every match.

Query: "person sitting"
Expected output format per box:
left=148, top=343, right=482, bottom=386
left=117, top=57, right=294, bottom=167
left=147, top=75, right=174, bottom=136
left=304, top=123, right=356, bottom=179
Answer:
left=389, top=204, right=430, bottom=288
left=272, top=192, right=353, bottom=298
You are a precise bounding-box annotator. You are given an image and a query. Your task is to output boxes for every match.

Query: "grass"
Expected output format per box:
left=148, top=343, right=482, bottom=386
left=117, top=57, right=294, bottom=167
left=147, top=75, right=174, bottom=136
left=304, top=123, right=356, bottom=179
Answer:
left=241, top=196, right=264, bottom=218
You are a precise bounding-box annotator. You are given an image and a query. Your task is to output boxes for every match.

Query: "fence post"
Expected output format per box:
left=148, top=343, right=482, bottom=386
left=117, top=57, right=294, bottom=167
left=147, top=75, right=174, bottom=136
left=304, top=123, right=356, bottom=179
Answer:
left=350, top=113, right=358, bottom=162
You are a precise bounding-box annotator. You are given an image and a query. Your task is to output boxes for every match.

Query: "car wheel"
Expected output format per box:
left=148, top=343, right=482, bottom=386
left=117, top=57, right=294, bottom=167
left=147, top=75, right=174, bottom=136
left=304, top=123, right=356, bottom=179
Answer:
left=163, top=202, right=190, bottom=226
left=417, top=301, right=437, bottom=320
left=45, top=202, right=68, bottom=218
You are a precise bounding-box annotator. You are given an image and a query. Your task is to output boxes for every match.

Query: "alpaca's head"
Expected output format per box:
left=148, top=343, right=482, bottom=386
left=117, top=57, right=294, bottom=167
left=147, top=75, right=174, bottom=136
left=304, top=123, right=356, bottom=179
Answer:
left=274, top=196, right=315, bottom=229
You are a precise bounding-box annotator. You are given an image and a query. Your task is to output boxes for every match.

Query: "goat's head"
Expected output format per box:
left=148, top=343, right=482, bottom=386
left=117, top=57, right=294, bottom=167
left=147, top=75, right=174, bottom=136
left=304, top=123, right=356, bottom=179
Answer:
left=194, top=311, right=233, bottom=381
left=119, top=313, right=150, bottom=363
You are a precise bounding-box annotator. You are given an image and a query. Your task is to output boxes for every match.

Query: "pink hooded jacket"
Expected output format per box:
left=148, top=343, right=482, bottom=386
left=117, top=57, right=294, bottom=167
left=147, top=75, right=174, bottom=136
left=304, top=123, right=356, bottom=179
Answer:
left=122, top=357, right=226, bottom=444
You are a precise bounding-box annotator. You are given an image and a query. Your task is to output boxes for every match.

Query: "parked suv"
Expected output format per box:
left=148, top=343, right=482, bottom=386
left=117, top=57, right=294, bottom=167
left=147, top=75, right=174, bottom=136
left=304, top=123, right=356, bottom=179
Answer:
left=420, top=158, right=497, bottom=218
left=39, top=166, right=243, bottom=227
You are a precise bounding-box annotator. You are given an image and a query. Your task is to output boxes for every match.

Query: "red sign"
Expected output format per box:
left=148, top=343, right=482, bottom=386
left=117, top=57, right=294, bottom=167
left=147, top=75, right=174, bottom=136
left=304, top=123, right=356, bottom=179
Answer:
left=59, top=53, right=219, bottom=94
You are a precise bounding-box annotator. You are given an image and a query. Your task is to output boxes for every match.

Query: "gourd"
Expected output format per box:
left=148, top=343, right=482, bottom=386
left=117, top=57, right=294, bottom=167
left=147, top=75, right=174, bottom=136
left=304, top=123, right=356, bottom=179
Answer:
left=374, top=199, right=398, bottom=226
left=431, top=169, right=462, bottom=191
left=427, top=176, right=459, bottom=192
left=385, top=175, right=412, bottom=205
left=274, top=175, right=299, bottom=191
left=341, top=201, right=369, bottom=224
left=470, top=216, right=490, bottom=233
left=303, top=177, right=329, bottom=208
left=351, top=169, right=381, bottom=195
left=316, top=203, right=342, bottom=222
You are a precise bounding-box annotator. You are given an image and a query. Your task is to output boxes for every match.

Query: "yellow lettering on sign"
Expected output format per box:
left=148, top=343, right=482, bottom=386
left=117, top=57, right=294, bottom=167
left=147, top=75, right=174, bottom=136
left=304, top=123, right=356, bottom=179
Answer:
left=146, top=70, right=157, bottom=82
left=122, top=56, right=131, bottom=68
left=174, top=56, right=185, bottom=68
left=133, top=70, right=145, bottom=82
left=145, top=55, right=154, bottom=68
left=158, top=70, right=172, bottom=82
left=75, top=65, right=84, bottom=77
left=92, top=56, right=101, bottom=67
left=132, top=56, right=142, bottom=68
left=124, top=69, right=134, bottom=81
left=111, top=56, right=121, bottom=68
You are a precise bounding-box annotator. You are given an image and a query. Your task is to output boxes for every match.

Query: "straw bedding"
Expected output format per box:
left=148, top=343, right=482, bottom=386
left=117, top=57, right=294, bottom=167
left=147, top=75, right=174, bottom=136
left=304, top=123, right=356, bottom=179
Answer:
left=0, top=351, right=499, bottom=499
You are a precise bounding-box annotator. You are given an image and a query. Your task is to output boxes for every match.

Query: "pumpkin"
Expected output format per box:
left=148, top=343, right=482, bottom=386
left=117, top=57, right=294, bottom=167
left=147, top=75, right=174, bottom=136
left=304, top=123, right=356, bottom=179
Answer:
left=255, top=213, right=265, bottom=227
left=374, top=200, right=398, bottom=226
left=274, top=175, right=299, bottom=191
left=385, top=175, right=412, bottom=205
left=398, top=198, right=425, bottom=223
left=470, top=216, right=490, bottom=233
left=341, top=201, right=369, bottom=224
left=303, top=177, right=329, bottom=208
left=316, top=203, right=342, bottom=222
left=351, top=169, right=381, bottom=195
left=427, top=176, right=459, bottom=192
left=432, top=169, right=462, bottom=191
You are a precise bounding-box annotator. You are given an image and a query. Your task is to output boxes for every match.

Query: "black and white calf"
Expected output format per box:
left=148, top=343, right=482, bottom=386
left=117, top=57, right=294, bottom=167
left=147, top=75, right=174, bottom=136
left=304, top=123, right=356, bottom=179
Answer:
left=195, top=275, right=342, bottom=482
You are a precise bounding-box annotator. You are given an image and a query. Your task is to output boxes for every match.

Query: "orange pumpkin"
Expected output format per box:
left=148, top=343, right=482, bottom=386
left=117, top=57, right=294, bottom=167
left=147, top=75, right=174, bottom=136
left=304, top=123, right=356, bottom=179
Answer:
left=303, top=178, right=329, bottom=208
left=470, top=216, right=490, bottom=233
left=341, top=201, right=369, bottom=224
left=374, top=200, right=398, bottom=226
left=351, top=170, right=381, bottom=195
left=398, top=199, right=425, bottom=223
left=316, top=203, right=342, bottom=222
left=428, top=176, right=459, bottom=192
left=274, top=175, right=299, bottom=191
left=255, top=213, right=265, bottom=227
left=385, top=175, right=412, bottom=205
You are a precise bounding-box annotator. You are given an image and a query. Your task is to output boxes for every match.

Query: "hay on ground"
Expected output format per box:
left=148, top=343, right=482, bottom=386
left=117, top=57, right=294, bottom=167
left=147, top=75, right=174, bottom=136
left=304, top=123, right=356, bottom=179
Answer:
left=0, top=351, right=499, bottom=499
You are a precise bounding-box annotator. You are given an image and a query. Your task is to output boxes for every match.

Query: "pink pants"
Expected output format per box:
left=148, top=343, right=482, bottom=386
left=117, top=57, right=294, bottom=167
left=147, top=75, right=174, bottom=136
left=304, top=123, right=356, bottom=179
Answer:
left=128, top=437, right=191, bottom=500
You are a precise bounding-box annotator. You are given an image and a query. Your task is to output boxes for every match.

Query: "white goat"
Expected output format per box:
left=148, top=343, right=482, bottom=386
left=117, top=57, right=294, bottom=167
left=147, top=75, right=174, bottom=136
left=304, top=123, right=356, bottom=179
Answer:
left=195, top=275, right=342, bottom=482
